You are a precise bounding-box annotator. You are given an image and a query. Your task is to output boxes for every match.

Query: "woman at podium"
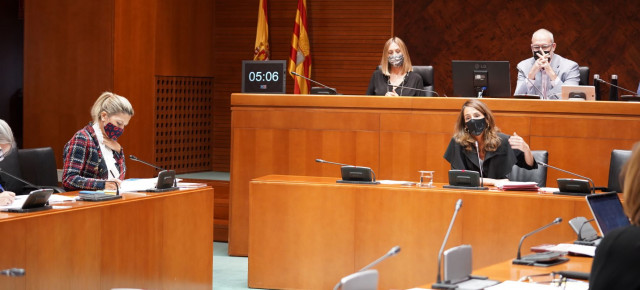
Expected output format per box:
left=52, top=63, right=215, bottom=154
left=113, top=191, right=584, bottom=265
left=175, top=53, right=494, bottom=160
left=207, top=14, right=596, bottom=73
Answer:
left=0, top=119, right=17, bottom=205
left=62, top=92, right=134, bottom=191
left=443, top=99, right=536, bottom=184
left=366, top=37, right=425, bottom=97
left=590, top=142, right=640, bottom=290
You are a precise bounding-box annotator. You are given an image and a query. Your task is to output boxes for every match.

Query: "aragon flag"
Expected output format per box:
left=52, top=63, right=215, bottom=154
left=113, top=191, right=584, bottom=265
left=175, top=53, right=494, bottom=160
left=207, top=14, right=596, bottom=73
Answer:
left=288, top=0, right=311, bottom=94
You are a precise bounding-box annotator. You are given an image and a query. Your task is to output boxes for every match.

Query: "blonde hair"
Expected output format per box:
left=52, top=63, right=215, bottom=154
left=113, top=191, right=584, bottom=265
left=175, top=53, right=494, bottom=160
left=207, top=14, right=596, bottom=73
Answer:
left=379, top=37, right=413, bottom=76
left=0, top=119, right=15, bottom=145
left=90, top=92, right=134, bottom=123
left=623, top=142, right=640, bottom=225
left=453, top=99, right=502, bottom=152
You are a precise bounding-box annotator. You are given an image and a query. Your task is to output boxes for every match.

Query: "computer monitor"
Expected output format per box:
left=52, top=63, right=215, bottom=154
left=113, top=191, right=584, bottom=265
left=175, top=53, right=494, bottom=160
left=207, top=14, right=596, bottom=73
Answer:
left=452, top=61, right=511, bottom=98
left=586, top=192, right=631, bottom=236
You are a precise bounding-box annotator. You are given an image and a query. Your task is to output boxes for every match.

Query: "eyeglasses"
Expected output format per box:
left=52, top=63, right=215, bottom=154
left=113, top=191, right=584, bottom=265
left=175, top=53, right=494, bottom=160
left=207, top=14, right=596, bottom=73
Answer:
left=531, top=44, right=553, bottom=51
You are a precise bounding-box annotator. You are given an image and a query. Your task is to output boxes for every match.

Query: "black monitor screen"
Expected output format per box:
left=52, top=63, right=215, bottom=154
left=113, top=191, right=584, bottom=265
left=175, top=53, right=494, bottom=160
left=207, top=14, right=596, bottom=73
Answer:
left=242, top=60, right=287, bottom=94
left=587, top=192, right=631, bottom=236
left=452, top=61, right=511, bottom=98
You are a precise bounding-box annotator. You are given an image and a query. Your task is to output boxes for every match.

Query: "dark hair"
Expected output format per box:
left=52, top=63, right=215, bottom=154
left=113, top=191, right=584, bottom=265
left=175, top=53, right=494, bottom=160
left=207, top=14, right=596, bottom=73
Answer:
left=453, top=99, right=501, bottom=152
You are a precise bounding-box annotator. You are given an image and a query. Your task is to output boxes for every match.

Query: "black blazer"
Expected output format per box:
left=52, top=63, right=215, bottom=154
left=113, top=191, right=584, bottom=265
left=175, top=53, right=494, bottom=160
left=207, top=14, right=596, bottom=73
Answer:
left=366, top=70, right=425, bottom=96
left=443, top=133, right=536, bottom=179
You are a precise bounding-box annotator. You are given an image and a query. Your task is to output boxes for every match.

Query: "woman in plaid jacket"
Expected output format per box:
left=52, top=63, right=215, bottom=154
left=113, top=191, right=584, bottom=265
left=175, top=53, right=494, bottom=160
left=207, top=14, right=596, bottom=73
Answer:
left=62, top=92, right=134, bottom=191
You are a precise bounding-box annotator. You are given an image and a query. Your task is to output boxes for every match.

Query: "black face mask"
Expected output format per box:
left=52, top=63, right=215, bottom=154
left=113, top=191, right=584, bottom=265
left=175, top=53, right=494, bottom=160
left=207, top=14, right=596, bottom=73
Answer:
left=465, top=118, right=486, bottom=136
left=533, top=51, right=551, bottom=60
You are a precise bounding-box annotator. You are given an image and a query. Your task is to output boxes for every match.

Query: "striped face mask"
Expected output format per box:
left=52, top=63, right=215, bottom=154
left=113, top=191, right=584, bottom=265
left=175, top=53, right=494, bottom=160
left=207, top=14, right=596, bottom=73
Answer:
left=0, top=147, right=4, bottom=162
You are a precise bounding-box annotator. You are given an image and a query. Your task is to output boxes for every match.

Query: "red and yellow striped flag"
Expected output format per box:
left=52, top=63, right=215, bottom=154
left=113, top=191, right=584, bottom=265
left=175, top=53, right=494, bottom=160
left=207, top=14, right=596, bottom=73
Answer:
left=288, top=0, right=311, bottom=94
left=253, top=0, right=270, bottom=60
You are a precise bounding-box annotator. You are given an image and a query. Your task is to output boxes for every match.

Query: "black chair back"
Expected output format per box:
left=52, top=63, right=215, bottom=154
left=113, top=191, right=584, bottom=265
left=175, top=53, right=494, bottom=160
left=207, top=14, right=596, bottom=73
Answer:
left=0, top=149, right=26, bottom=194
left=579, top=66, right=590, bottom=86
left=412, top=65, right=435, bottom=96
left=18, top=147, right=64, bottom=192
left=607, top=149, right=631, bottom=193
left=508, top=150, right=548, bottom=187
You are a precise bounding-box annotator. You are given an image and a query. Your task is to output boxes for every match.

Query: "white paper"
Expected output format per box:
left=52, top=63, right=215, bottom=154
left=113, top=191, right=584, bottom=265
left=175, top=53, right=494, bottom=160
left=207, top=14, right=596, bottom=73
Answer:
left=544, top=243, right=596, bottom=257
left=377, top=180, right=416, bottom=186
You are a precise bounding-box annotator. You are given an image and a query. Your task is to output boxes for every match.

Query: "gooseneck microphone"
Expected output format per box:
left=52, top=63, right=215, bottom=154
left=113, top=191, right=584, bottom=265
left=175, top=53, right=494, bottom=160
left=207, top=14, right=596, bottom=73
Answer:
left=536, top=161, right=595, bottom=194
left=0, top=168, right=41, bottom=190
left=0, top=268, right=25, bottom=277
left=129, top=155, right=166, bottom=171
left=513, top=217, right=565, bottom=266
left=432, top=199, right=463, bottom=289
left=104, top=180, right=120, bottom=196
left=333, top=246, right=401, bottom=290
left=392, top=84, right=444, bottom=97
left=594, top=77, right=639, bottom=96
left=316, top=158, right=378, bottom=183
left=474, top=141, right=484, bottom=188
left=129, top=155, right=177, bottom=187
left=290, top=71, right=338, bottom=94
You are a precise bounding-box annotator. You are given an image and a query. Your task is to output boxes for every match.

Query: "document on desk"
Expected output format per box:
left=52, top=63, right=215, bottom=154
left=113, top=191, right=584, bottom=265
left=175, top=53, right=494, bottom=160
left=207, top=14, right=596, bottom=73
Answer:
left=545, top=243, right=596, bottom=257
left=120, top=178, right=159, bottom=192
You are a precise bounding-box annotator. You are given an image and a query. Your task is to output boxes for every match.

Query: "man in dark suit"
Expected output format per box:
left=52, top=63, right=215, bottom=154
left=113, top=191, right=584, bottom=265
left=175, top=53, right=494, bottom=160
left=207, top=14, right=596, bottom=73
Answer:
left=514, top=29, right=580, bottom=99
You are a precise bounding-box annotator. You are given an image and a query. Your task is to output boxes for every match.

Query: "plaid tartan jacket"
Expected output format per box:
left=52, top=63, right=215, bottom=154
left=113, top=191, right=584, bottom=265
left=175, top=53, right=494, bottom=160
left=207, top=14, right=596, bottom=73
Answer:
left=62, top=123, right=125, bottom=191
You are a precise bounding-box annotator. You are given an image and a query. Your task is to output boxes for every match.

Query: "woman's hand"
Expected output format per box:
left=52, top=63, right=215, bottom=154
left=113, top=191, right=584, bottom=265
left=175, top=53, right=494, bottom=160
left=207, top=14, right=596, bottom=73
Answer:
left=509, top=132, right=534, bottom=166
left=0, top=191, right=16, bottom=206
left=102, top=133, right=122, bottom=152
left=105, top=178, right=122, bottom=191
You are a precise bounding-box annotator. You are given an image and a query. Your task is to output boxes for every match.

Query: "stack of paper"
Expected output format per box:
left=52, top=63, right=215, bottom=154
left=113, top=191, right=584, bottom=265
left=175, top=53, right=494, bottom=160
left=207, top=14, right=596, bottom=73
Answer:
left=495, top=181, right=539, bottom=191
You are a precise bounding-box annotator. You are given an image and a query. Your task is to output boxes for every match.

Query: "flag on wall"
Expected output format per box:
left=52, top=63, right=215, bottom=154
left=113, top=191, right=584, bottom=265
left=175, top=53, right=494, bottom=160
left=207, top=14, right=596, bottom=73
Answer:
left=253, top=0, right=270, bottom=60
left=288, top=0, right=311, bottom=94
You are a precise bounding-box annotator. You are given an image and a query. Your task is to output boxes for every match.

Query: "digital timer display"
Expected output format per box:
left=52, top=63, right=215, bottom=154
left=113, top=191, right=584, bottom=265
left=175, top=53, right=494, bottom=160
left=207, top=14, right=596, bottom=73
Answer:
left=242, top=60, right=286, bottom=93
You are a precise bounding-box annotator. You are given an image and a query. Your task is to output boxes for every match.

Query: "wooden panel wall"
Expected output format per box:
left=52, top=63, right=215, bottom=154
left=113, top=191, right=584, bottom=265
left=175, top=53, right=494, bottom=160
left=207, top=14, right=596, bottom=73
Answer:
left=23, top=0, right=114, bottom=165
left=24, top=0, right=215, bottom=178
left=395, top=0, right=640, bottom=98
left=213, top=0, right=393, bottom=171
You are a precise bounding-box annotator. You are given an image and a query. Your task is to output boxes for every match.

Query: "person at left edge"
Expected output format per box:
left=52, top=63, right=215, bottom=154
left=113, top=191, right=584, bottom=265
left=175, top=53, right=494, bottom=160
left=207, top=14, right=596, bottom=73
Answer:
left=366, top=37, right=425, bottom=97
left=443, top=99, right=537, bottom=185
left=0, top=119, right=18, bottom=205
left=62, top=92, right=134, bottom=191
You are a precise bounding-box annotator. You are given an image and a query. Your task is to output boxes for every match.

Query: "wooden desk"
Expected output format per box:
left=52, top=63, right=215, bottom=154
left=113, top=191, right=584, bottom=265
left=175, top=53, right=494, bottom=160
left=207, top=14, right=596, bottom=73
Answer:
left=248, top=175, right=593, bottom=290
left=231, top=93, right=640, bottom=256
left=0, top=188, right=214, bottom=290
left=419, top=256, right=592, bottom=289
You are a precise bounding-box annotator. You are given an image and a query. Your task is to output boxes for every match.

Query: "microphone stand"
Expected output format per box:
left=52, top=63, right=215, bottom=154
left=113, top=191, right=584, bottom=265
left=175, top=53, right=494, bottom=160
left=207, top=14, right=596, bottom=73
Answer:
left=594, top=78, right=638, bottom=95
left=393, top=85, right=444, bottom=97
left=474, top=141, right=484, bottom=188
left=577, top=218, right=595, bottom=241
left=290, top=71, right=338, bottom=94
left=513, top=217, right=567, bottom=266
left=129, top=155, right=177, bottom=188
left=536, top=161, right=595, bottom=194
left=333, top=246, right=401, bottom=290
left=432, top=199, right=463, bottom=289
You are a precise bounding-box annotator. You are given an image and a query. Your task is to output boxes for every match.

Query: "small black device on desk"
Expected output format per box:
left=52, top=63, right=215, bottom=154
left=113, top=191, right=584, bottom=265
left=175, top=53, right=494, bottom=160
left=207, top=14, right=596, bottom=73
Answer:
left=3, top=188, right=54, bottom=213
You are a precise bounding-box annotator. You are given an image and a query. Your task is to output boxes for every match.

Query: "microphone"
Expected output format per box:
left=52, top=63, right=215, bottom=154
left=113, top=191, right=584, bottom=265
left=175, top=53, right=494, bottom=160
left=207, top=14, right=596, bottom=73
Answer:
left=104, top=180, right=120, bottom=196
left=129, top=155, right=177, bottom=187
left=516, top=67, right=545, bottom=99
left=290, top=71, right=338, bottom=94
left=333, top=246, right=401, bottom=290
left=474, top=141, right=484, bottom=188
left=316, top=158, right=378, bottom=183
left=315, top=159, right=351, bottom=167
left=392, top=84, right=444, bottom=97
left=513, top=217, right=563, bottom=265
left=594, top=77, right=639, bottom=96
left=0, top=268, right=25, bottom=277
left=432, top=199, right=463, bottom=289
left=129, top=155, right=166, bottom=171
left=359, top=246, right=401, bottom=272
left=594, top=74, right=602, bottom=100
left=0, top=167, right=57, bottom=193
left=536, top=161, right=595, bottom=194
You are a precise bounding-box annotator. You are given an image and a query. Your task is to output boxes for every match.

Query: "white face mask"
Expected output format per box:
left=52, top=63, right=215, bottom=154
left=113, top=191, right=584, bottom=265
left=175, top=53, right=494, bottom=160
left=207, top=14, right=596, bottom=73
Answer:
left=388, top=53, right=404, bottom=67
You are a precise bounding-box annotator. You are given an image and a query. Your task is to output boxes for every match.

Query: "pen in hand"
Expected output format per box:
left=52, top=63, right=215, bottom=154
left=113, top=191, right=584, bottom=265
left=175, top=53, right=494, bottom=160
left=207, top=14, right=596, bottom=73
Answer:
left=109, top=170, right=116, bottom=179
